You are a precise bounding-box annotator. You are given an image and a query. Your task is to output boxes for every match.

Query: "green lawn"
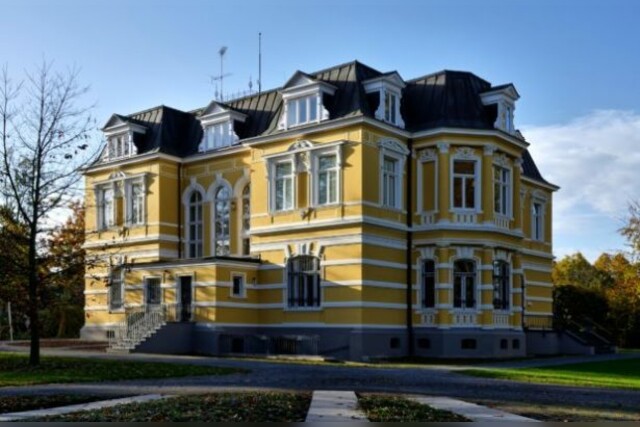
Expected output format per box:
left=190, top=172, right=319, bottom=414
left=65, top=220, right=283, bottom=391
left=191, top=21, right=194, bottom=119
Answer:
left=461, top=357, right=640, bottom=390
left=36, top=392, right=311, bottom=422
left=358, top=394, right=469, bottom=422
left=0, top=353, right=245, bottom=386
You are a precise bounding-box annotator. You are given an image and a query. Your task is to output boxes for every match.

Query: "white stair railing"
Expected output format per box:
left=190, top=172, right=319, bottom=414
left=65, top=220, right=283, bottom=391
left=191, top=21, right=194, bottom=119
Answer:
left=109, top=304, right=172, bottom=350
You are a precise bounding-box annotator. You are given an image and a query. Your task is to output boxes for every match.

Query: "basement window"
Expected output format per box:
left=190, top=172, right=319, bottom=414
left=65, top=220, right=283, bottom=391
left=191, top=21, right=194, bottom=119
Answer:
left=461, top=338, right=477, bottom=350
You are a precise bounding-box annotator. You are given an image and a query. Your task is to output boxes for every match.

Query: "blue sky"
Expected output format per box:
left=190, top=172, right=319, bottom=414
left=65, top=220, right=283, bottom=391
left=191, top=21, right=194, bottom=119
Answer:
left=3, top=0, right=640, bottom=260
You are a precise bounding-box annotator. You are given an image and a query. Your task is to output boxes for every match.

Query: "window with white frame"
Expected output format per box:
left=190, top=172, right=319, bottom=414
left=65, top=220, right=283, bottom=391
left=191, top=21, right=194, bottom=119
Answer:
left=241, top=184, right=251, bottom=256
left=286, top=95, right=318, bottom=127
left=99, top=187, right=115, bottom=230
left=214, top=186, right=231, bottom=256
left=108, top=267, right=123, bottom=311
left=453, top=160, right=477, bottom=210
left=202, top=121, right=233, bottom=150
left=105, top=133, right=137, bottom=161
left=382, top=156, right=399, bottom=208
left=187, top=191, right=203, bottom=258
left=493, top=165, right=510, bottom=216
left=384, top=91, right=399, bottom=124
left=453, top=259, right=476, bottom=309
left=129, top=182, right=145, bottom=225
left=493, top=260, right=510, bottom=310
left=145, top=277, right=162, bottom=306
left=317, top=154, right=338, bottom=205
left=287, top=255, right=321, bottom=308
left=532, top=201, right=544, bottom=241
left=231, top=274, right=245, bottom=297
left=422, top=259, right=436, bottom=308
left=274, top=162, right=294, bottom=211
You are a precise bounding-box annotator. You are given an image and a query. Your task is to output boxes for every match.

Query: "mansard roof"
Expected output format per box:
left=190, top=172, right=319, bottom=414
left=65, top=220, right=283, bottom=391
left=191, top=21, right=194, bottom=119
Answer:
left=103, top=60, right=549, bottom=184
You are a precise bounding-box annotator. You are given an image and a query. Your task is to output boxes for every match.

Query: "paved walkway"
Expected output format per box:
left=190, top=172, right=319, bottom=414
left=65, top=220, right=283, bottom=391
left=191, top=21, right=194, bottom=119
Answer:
left=409, top=395, right=538, bottom=422
left=305, top=391, right=368, bottom=422
left=1, top=344, right=639, bottom=417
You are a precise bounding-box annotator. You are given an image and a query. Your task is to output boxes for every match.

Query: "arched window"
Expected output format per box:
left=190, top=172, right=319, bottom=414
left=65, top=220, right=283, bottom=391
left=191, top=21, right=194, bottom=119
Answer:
left=454, top=259, right=476, bottom=309
left=493, top=260, right=510, bottom=310
left=287, top=255, right=321, bottom=308
left=422, top=260, right=436, bottom=308
left=241, top=184, right=250, bottom=255
left=187, top=192, right=203, bottom=258
left=214, top=186, right=231, bottom=256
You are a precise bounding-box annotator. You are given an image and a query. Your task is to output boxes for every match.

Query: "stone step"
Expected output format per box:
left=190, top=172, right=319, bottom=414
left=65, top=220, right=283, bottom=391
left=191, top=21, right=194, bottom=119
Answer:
left=305, top=390, right=368, bottom=422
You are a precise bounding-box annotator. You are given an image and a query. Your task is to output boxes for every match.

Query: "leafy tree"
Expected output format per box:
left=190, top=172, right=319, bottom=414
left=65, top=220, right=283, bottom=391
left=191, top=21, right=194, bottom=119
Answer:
left=552, top=252, right=608, bottom=290
left=0, top=62, right=97, bottom=365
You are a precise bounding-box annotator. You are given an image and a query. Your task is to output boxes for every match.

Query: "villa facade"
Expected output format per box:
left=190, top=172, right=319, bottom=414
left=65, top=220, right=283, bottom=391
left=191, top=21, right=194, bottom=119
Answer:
left=81, top=61, right=558, bottom=359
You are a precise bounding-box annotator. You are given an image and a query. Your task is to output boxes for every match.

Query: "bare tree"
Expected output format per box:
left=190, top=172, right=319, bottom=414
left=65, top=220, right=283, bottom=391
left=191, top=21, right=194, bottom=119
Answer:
left=0, top=62, right=97, bottom=365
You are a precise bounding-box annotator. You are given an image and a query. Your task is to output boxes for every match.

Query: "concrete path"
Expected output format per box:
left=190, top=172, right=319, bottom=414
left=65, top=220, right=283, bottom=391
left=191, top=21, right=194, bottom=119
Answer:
left=305, top=390, right=368, bottom=422
left=0, top=394, right=170, bottom=422
left=409, top=395, right=538, bottom=422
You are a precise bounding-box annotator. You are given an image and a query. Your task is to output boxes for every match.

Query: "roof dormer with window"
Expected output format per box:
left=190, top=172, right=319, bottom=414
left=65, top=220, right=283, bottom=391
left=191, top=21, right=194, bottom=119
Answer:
left=278, top=72, right=337, bottom=131
left=101, top=115, right=147, bottom=162
left=480, top=84, right=520, bottom=135
left=363, top=72, right=406, bottom=128
left=198, top=101, right=247, bottom=152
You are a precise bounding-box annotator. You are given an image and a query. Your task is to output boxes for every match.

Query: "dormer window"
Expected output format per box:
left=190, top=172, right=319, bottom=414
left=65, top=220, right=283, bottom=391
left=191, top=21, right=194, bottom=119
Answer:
left=363, top=72, right=406, bottom=128
left=100, top=115, right=146, bottom=162
left=198, top=101, right=247, bottom=153
left=278, top=71, right=336, bottom=131
left=480, top=84, right=520, bottom=135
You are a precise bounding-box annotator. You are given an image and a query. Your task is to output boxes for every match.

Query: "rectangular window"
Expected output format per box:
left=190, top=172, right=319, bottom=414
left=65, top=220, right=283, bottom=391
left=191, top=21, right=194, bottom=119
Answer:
left=532, top=202, right=544, bottom=240
left=422, top=260, right=436, bottom=308
left=100, top=188, right=114, bottom=230
left=275, top=162, right=294, bottom=211
left=494, top=165, right=510, bottom=216
left=130, top=183, right=144, bottom=225
left=287, top=256, right=321, bottom=308
left=145, top=278, right=162, bottom=306
left=109, top=268, right=123, bottom=311
left=453, top=160, right=476, bottom=209
left=317, top=154, right=338, bottom=205
left=382, top=156, right=399, bottom=208
left=287, top=95, right=318, bottom=127
left=204, top=121, right=231, bottom=150
left=232, top=274, right=245, bottom=297
left=384, top=92, right=398, bottom=124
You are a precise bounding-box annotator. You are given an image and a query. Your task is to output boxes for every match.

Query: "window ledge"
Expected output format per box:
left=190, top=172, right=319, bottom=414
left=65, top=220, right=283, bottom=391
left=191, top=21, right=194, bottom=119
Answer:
left=283, top=306, right=323, bottom=312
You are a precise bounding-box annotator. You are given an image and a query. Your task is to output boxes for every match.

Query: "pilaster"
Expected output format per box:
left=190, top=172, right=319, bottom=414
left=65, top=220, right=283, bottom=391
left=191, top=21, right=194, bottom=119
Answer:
left=437, top=143, right=450, bottom=223
left=482, top=144, right=495, bottom=224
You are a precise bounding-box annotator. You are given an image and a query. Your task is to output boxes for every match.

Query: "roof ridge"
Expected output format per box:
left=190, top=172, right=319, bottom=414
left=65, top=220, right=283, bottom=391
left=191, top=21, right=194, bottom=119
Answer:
left=407, top=69, right=491, bottom=86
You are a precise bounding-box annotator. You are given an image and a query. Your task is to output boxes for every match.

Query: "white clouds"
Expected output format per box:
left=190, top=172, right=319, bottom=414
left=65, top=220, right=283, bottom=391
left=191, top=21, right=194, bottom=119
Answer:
left=522, top=110, right=640, bottom=259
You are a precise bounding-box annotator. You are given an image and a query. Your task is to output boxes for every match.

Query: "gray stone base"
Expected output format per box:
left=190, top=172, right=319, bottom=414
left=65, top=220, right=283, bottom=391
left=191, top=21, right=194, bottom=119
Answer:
left=80, top=324, right=115, bottom=341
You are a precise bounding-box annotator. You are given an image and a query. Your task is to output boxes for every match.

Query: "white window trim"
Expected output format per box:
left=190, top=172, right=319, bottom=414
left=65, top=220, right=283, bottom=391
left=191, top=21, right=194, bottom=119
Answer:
left=95, top=184, right=115, bottom=231
left=492, top=156, right=513, bottom=219
left=378, top=139, right=409, bottom=210
left=363, top=74, right=406, bottom=128
left=451, top=252, right=481, bottom=313
left=492, top=256, right=513, bottom=313
left=182, top=178, right=206, bottom=259
left=102, top=122, right=146, bottom=162
left=108, top=267, right=125, bottom=313
left=416, top=248, right=438, bottom=313
left=270, top=158, right=296, bottom=213
left=278, top=83, right=335, bottom=131
left=531, top=198, right=546, bottom=242
left=283, top=253, right=323, bottom=312
left=208, top=175, right=233, bottom=257
left=230, top=272, right=247, bottom=299
left=233, top=172, right=251, bottom=256
left=450, top=147, right=481, bottom=213
left=310, top=145, right=342, bottom=207
left=143, top=275, right=163, bottom=306
left=124, top=175, right=147, bottom=227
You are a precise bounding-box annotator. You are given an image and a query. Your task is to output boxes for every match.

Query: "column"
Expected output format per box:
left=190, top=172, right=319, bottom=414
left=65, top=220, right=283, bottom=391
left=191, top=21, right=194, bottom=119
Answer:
left=437, top=142, right=450, bottom=223
left=482, top=144, right=496, bottom=225
left=480, top=246, right=494, bottom=327
left=511, top=252, right=523, bottom=329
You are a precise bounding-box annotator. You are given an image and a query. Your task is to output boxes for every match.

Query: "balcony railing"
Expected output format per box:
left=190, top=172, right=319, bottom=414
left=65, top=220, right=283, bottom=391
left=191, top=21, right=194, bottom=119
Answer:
left=493, top=312, right=510, bottom=327
left=494, top=214, right=510, bottom=229
left=452, top=311, right=477, bottom=326
left=453, top=212, right=477, bottom=224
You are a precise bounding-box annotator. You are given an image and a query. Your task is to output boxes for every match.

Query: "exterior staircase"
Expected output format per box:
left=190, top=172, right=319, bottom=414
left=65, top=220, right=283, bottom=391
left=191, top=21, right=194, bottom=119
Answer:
left=562, top=317, right=617, bottom=354
left=107, top=305, right=171, bottom=353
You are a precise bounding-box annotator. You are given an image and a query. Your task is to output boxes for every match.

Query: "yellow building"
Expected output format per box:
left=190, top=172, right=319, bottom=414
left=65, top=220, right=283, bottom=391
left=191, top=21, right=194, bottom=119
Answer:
left=81, top=61, right=560, bottom=359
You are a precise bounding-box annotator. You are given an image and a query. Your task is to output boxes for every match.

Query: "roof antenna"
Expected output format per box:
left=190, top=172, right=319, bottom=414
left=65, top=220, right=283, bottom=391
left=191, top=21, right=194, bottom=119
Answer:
left=210, top=46, right=232, bottom=101
left=258, top=32, right=262, bottom=94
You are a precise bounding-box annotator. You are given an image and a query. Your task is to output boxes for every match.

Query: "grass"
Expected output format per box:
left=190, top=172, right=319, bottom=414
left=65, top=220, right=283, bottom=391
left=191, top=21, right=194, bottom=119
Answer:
left=0, top=395, right=124, bottom=414
left=358, top=394, right=469, bottom=422
left=473, top=399, right=640, bottom=422
left=36, top=392, right=312, bottom=422
left=0, top=352, right=245, bottom=386
left=461, top=357, right=640, bottom=390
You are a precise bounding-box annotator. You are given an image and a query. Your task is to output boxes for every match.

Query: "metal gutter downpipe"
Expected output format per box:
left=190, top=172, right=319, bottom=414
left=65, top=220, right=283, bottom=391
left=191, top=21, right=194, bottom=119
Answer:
left=406, top=138, right=414, bottom=357
left=177, top=162, right=182, bottom=259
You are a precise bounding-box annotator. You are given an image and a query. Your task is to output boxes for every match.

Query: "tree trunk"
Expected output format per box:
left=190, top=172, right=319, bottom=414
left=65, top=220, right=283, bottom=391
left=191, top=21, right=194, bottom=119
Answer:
left=28, top=220, right=40, bottom=366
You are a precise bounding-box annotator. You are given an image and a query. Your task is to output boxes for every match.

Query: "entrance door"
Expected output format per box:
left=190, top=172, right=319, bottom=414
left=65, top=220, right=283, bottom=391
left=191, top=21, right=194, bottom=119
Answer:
left=179, top=276, right=193, bottom=322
